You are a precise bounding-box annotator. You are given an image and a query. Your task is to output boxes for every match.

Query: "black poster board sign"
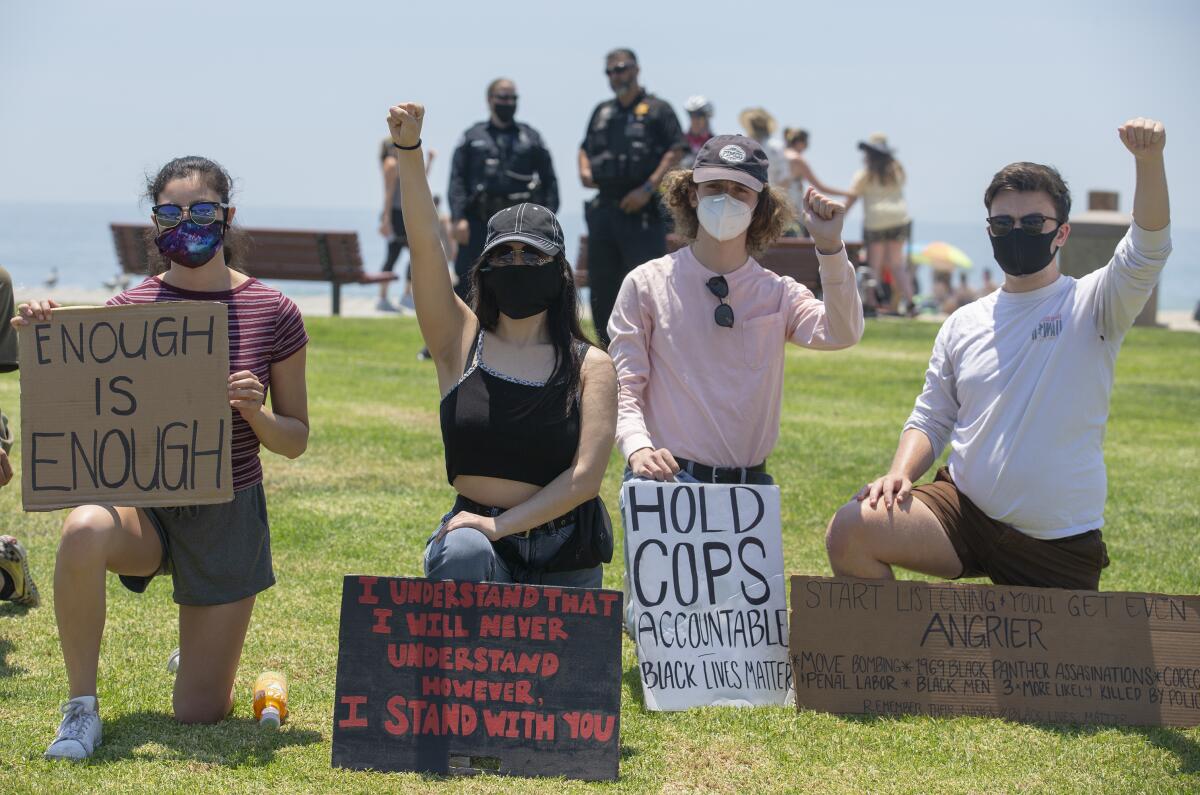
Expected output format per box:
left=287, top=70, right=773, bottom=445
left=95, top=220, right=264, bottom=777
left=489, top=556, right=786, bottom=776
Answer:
left=332, top=576, right=623, bottom=781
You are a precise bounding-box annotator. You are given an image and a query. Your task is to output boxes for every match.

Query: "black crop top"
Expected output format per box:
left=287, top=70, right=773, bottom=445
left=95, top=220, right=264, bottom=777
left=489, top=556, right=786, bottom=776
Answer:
left=440, top=328, right=584, bottom=487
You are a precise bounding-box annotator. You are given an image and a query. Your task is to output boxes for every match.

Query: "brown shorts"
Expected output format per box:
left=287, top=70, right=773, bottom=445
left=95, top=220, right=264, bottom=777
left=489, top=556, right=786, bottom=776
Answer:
left=911, top=467, right=1110, bottom=590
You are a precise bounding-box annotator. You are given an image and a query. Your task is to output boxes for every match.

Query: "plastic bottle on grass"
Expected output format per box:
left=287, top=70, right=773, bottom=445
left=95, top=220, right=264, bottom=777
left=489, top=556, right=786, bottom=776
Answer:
left=252, top=671, right=289, bottom=728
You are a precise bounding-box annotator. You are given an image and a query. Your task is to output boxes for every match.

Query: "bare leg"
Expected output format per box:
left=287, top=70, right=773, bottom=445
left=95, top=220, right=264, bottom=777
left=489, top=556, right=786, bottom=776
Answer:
left=174, top=596, right=256, bottom=723
left=884, top=239, right=912, bottom=306
left=865, top=240, right=885, bottom=309
left=825, top=495, right=963, bottom=580
left=55, top=506, right=162, bottom=698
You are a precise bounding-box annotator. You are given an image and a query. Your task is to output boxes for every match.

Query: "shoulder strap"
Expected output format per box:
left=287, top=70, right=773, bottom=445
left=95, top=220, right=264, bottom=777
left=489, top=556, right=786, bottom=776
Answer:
left=463, top=325, right=484, bottom=375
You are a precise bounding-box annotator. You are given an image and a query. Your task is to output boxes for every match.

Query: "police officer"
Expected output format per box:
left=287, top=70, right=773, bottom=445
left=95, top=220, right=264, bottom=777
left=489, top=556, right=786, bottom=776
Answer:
left=448, top=78, right=558, bottom=298
left=579, top=48, right=685, bottom=346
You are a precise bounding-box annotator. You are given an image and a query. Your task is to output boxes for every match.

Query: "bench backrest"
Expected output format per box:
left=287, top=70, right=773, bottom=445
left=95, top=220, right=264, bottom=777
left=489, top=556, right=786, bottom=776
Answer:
left=111, top=224, right=366, bottom=283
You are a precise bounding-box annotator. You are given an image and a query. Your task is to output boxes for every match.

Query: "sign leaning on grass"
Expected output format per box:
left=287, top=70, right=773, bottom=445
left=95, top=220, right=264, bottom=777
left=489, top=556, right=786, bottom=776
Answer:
left=18, top=303, right=233, bottom=511
left=332, top=575, right=623, bottom=781
left=623, top=482, right=792, bottom=710
left=790, top=576, right=1200, bottom=727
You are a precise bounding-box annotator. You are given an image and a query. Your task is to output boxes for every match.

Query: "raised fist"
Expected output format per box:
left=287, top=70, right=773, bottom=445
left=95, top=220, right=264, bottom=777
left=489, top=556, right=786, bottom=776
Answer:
left=1118, top=117, right=1165, bottom=160
left=387, top=103, right=425, bottom=149
left=802, top=187, right=847, bottom=252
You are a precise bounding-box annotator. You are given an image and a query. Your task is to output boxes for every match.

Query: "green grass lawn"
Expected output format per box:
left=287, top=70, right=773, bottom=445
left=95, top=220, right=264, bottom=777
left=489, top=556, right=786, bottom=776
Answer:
left=1, top=317, right=1197, bottom=794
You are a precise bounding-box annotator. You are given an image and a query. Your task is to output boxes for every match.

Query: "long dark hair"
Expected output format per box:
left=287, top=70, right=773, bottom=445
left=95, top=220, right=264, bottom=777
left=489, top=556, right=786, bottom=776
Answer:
left=468, top=253, right=593, bottom=415
left=143, top=156, right=250, bottom=274
left=865, top=149, right=905, bottom=187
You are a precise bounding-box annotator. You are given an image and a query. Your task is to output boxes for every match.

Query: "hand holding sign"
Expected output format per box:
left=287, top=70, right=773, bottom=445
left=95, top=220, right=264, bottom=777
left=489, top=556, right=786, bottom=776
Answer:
left=802, top=187, right=847, bottom=254
left=387, top=102, right=425, bottom=149
left=628, top=446, right=680, bottom=482
left=228, top=370, right=265, bottom=420
left=12, top=298, right=61, bottom=328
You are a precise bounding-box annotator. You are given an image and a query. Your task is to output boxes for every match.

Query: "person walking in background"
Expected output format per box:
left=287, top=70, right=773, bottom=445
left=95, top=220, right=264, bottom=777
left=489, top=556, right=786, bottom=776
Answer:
left=449, top=78, right=558, bottom=301
left=739, top=108, right=789, bottom=190
left=388, top=101, right=617, bottom=589
left=782, top=128, right=850, bottom=236
left=580, top=48, right=686, bottom=346
left=844, top=133, right=915, bottom=316
left=682, top=95, right=715, bottom=168
left=378, top=142, right=435, bottom=312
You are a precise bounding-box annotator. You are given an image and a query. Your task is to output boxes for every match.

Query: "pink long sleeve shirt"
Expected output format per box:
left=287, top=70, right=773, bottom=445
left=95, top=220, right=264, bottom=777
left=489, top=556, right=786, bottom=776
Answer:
left=607, top=244, right=864, bottom=468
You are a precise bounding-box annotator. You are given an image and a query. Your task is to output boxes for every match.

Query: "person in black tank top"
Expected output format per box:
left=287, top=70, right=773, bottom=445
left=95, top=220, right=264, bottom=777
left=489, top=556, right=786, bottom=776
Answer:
left=388, top=101, right=618, bottom=589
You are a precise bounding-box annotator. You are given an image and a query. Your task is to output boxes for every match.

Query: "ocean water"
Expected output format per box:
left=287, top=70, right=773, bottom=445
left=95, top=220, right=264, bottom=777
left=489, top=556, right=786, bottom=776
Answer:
left=1, top=202, right=1197, bottom=311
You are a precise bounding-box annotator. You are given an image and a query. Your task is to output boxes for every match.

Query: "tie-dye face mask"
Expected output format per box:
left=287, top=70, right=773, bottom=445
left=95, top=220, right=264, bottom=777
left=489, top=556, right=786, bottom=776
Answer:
left=155, top=220, right=225, bottom=268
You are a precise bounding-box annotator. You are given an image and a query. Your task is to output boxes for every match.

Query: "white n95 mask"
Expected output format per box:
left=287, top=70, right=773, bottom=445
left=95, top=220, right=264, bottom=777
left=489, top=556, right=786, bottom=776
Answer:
left=696, top=194, right=754, bottom=241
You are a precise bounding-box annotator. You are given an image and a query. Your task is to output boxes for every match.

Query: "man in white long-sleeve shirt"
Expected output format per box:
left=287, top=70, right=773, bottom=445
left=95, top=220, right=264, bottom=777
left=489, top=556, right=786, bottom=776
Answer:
left=825, top=118, right=1170, bottom=591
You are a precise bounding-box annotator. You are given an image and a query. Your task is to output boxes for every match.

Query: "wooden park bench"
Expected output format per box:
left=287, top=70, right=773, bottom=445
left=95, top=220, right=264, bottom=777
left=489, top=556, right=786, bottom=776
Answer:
left=573, top=235, right=862, bottom=298
left=110, top=224, right=397, bottom=315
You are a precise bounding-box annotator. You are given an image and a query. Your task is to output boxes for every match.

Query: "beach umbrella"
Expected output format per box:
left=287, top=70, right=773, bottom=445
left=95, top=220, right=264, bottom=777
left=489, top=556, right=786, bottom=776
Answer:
left=910, top=241, right=972, bottom=273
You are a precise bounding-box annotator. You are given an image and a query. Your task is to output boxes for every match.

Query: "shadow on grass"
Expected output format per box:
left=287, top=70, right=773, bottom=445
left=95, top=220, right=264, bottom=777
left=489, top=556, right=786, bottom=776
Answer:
left=97, top=712, right=321, bottom=767
left=0, top=636, right=27, bottom=677
left=837, top=712, right=1200, bottom=775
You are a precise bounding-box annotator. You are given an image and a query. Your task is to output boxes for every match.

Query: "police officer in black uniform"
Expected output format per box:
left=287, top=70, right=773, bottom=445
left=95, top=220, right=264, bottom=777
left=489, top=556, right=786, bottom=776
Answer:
left=448, top=78, right=558, bottom=298
left=579, top=48, right=685, bottom=346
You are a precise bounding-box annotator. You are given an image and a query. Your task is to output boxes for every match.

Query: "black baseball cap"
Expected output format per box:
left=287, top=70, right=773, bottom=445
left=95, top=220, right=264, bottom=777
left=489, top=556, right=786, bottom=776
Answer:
left=480, top=203, right=564, bottom=258
left=693, top=134, right=769, bottom=192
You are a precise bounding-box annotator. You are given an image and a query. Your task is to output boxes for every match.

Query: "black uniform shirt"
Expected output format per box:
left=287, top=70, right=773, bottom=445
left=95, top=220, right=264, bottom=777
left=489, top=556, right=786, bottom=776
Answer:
left=581, top=90, right=686, bottom=199
left=448, top=121, right=559, bottom=220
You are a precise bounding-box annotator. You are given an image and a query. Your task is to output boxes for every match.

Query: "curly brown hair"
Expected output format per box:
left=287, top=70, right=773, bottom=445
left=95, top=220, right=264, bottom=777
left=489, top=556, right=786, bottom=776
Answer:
left=661, top=169, right=795, bottom=257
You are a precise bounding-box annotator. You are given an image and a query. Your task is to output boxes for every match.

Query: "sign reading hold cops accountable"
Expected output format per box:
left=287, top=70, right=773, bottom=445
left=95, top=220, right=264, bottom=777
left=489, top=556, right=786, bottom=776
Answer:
left=18, top=303, right=233, bottom=511
left=790, top=576, right=1200, bottom=727
left=623, top=482, right=791, bottom=710
left=332, top=576, right=623, bottom=781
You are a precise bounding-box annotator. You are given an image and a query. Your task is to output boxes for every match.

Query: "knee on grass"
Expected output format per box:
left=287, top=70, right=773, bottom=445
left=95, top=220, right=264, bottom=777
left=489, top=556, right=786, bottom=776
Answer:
left=173, top=690, right=234, bottom=725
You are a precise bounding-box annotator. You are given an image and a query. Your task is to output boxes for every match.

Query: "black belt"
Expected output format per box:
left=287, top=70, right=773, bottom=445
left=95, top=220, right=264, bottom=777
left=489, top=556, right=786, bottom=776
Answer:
left=452, top=495, right=573, bottom=538
left=674, top=457, right=767, bottom=485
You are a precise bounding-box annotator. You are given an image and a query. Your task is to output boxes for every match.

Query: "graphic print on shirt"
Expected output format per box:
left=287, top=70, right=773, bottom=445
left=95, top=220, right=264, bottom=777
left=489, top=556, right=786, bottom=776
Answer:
left=1031, top=314, right=1063, bottom=342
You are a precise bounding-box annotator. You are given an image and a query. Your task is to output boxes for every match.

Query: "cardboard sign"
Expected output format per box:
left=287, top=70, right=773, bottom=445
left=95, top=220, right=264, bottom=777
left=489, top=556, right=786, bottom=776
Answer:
left=18, top=303, right=233, bottom=511
left=623, top=482, right=791, bottom=711
left=332, top=576, right=623, bottom=781
left=790, top=576, right=1200, bottom=727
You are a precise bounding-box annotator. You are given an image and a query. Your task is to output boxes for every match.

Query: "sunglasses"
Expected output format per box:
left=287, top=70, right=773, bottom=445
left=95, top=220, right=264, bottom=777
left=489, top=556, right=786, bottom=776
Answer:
left=483, top=247, right=555, bottom=269
left=152, top=201, right=228, bottom=229
left=605, top=63, right=632, bottom=76
left=706, top=276, right=734, bottom=328
left=986, top=213, right=1063, bottom=237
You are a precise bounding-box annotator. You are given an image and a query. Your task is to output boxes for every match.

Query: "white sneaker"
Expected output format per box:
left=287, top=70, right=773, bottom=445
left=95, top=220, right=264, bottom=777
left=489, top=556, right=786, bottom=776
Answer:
left=166, top=647, right=180, bottom=674
left=45, top=696, right=102, bottom=760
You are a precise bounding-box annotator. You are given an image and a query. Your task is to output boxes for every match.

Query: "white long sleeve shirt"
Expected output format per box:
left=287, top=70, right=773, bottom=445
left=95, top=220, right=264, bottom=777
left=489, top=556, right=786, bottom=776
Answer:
left=904, top=224, right=1171, bottom=539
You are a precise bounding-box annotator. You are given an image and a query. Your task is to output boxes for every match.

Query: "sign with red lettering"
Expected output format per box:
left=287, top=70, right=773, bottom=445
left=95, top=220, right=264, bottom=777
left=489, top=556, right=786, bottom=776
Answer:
left=331, top=576, right=623, bottom=780
left=622, top=482, right=791, bottom=711
left=790, top=576, right=1200, bottom=727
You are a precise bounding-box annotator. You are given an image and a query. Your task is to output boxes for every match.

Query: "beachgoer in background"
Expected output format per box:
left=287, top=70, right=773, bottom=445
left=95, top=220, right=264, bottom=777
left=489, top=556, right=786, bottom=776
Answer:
left=20, top=156, right=310, bottom=760
left=378, top=141, right=435, bottom=312
left=0, top=265, right=33, bottom=607
left=609, top=134, right=863, bottom=630
left=389, top=102, right=617, bottom=589
left=825, top=118, right=1170, bottom=591
left=950, top=271, right=976, bottom=311
left=739, top=108, right=789, bottom=189
left=580, top=48, right=685, bottom=346
left=782, top=128, right=850, bottom=237
left=682, top=95, right=715, bottom=168
left=844, top=133, right=914, bottom=315
left=449, top=78, right=558, bottom=301
left=981, top=268, right=997, bottom=294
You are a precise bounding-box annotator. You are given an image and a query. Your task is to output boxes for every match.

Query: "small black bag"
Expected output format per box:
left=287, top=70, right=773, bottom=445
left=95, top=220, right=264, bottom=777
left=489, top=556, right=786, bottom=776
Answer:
left=543, top=495, right=614, bottom=573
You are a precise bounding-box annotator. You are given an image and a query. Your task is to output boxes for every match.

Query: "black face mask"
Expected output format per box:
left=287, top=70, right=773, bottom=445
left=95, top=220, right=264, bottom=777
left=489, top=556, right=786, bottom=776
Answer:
left=484, top=263, right=563, bottom=319
left=990, top=228, right=1059, bottom=276
left=492, top=103, right=517, bottom=124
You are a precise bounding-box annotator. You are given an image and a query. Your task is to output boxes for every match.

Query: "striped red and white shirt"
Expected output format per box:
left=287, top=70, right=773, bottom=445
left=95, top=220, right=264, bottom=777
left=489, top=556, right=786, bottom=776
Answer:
left=108, top=276, right=308, bottom=491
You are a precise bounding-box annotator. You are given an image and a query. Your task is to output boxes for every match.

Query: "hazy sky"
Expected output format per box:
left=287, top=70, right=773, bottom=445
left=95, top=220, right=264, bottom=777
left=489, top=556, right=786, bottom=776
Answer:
left=2, top=0, right=1198, bottom=230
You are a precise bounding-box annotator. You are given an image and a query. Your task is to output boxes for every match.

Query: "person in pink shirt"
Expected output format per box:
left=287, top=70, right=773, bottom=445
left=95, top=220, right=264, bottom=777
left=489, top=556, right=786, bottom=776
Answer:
left=607, top=134, right=864, bottom=487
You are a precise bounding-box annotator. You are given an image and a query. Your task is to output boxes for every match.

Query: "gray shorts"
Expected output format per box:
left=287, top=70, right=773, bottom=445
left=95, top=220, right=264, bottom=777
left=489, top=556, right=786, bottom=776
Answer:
left=119, top=483, right=275, bottom=606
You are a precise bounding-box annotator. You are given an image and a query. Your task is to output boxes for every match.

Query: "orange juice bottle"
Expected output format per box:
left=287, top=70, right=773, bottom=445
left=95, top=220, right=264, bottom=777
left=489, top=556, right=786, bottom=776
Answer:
left=252, top=671, right=289, bottom=728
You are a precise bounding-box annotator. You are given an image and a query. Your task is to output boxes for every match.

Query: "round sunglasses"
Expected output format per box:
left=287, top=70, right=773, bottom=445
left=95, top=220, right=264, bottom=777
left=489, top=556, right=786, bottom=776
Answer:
left=706, top=275, right=734, bottom=328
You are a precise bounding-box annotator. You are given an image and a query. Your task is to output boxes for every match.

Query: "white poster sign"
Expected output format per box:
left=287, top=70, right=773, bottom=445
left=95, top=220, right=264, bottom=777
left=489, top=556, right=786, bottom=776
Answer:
left=622, top=481, right=792, bottom=711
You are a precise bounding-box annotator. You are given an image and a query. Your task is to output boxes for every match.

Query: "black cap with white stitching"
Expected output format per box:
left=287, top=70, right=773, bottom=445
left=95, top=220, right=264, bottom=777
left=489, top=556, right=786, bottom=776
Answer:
left=481, top=203, right=564, bottom=258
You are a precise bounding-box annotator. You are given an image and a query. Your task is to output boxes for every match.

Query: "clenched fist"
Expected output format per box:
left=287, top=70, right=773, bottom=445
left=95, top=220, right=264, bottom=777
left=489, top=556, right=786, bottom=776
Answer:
left=802, top=187, right=847, bottom=254
left=1118, top=117, right=1165, bottom=160
left=387, top=103, right=425, bottom=149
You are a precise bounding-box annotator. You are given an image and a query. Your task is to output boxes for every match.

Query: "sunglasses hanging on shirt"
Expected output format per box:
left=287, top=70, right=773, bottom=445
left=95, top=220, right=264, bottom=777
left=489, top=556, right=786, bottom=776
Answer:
left=706, top=275, right=734, bottom=328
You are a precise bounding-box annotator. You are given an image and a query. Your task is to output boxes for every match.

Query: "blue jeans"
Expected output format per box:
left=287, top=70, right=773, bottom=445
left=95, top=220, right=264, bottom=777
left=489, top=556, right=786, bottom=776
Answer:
left=423, top=510, right=602, bottom=589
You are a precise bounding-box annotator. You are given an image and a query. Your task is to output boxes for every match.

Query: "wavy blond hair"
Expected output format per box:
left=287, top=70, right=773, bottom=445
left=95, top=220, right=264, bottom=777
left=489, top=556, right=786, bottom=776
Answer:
left=661, top=169, right=795, bottom=257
